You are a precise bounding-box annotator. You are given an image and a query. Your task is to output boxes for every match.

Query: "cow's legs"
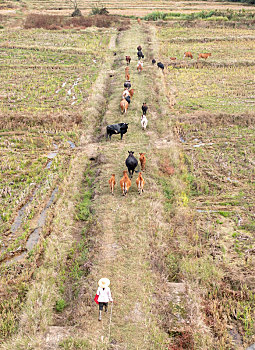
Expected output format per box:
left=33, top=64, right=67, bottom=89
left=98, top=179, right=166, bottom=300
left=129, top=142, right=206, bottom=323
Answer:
left=121, top=133, right=123, bottom=140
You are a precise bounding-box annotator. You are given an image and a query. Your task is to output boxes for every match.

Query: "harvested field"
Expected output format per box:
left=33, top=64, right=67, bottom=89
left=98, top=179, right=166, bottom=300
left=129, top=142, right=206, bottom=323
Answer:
left=0, top=2, right=255, bottom=350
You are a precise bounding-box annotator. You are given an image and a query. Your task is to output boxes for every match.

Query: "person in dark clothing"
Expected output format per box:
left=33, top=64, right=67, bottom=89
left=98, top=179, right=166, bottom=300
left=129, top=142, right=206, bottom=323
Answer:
left=142, top=103, right=148, bottom=115
left=137, top=45, right=142, bottom=51
left=125, top=96, right=131, bottom=104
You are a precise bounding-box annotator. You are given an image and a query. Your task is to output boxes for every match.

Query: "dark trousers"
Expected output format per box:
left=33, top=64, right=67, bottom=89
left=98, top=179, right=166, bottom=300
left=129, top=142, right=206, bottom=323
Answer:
left=99, top=302, right=108, bottom=311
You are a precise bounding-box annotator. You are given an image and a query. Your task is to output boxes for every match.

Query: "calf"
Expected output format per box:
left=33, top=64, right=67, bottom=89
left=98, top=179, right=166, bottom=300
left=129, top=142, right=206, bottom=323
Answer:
left=125, top=66, right=129, bottom=74
left=184, top=52, right=193, bottom=59
left=108, top=174, right=116, bottom=195
left=198, top=53, right=211, bottom=60
left=139, top=153, right=146, bottom=171
left=129, top=89, right=135, bottom=98
left=125, top=73, right=130, bottom=80
left=126, top=56, right=131, bottom=65
left=137, top=18, right=141, bottom=25
left=106, top=122, right=128, bottom=140
left=137, top=61, right=143, bottom=73
left=120, top=171, right=131, bottom=196
left=157, top=62, right=164, bottom=71
left=141, top=115, right=148, bottom=130
left=125, top=151, right=138, bottom=178
left=136, top=172, right=145, bottom=195
left=120, top=99, right=129, bottom=113
left=170, top=57, right=176, bottom=61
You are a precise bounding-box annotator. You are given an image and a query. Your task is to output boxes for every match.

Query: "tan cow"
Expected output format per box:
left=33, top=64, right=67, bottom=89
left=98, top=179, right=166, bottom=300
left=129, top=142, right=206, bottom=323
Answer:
left=120, top=99, right=129, bottom=114
left=184, top=52, right=193, bottom=59
left=108, top=174, right=116, bottom=195
left=120, top=170, right=131, bottom=196
left=136, top=172, right=145, bottom=195
left=198, top=53, right=211, bottom=60
left=139, top=153, right=146, bottom=171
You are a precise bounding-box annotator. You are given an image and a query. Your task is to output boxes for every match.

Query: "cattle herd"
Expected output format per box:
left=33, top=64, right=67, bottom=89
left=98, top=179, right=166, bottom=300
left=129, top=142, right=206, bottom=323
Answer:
left=106, top=45, right=152, bottom=196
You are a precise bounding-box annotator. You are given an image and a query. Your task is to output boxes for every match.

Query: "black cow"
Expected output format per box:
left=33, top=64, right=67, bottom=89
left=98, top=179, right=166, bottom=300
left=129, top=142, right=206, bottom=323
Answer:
left=152, top=59, right=156, bottom=65
left=106, top=123, right=128, bottom=140
left=125, top=151, right=138, bottom=178
left=157, top=62, right=164, bottom=70
left=124, top=81, right=131, bottom=89
left=137, top=51, right=144, bottom=59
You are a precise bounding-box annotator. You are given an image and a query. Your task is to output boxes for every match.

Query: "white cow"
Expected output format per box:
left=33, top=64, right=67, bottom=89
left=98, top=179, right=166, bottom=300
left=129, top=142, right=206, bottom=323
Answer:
left=141, top=115, right=148, bottom=130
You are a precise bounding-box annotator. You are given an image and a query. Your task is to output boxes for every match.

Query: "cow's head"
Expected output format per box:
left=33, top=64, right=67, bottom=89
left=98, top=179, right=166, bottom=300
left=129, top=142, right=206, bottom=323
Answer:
left=128, top=151, right=134, bottom=156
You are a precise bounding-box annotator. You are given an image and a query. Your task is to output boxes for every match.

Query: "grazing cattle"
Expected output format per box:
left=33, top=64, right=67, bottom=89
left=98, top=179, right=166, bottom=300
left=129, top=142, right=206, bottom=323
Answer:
left=141, top=115, right=148, bottom=130
left=126, top=56, right=131, bottom=64
left=125, top=73, right=130, bottom=80
left=139, top=153, right=146, bottom=171
left=108, top=174, right=116, bottom=195
left=157, top=62, right=164, bottom=71
left=198, top=53, right=211, bottom=60
left=184, top=52, right=193, bottom=59
left=170, top=57, right=176, bottom=60
left=125, top=66, right=129, bottom=74
left=137, top=18, right=141, bottom=24
left=136, top=172, right=145, bottom=195
left=152, top=59, right=156, bottom=65
left=120, top=171, right=131, bottom=196
left=106, top=122, right=128, bottom=140
left=129, top=89, right=135, bottom=98
left=142, top=102, right=148, bottom=115
left=120, top=98, right=129, bottom=113
left=125, top=151, right=138, bottom=178
left=137, top=51, right=144, bottom=59
left=137, top=61, right=143, bottom=73
left=137, top=45, right=142, bottom=51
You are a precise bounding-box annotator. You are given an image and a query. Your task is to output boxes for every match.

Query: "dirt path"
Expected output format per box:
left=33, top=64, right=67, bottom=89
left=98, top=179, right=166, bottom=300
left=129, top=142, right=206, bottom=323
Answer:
left=40, top=22, right=187, bottom=350
left=66, top=23, right=173, bottom=349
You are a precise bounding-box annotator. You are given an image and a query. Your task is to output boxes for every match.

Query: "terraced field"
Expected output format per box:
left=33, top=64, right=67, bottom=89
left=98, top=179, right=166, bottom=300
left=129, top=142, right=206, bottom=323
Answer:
left=0, top=27, right=111, bottom=340
left=158, top=22, right=255, bottom=349
left=0, top=3, right=255, bottom=350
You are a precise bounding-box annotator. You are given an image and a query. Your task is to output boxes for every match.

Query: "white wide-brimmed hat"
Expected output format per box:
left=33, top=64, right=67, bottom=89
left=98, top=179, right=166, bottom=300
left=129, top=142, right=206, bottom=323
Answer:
left=98, top=278, right=110, bottom=288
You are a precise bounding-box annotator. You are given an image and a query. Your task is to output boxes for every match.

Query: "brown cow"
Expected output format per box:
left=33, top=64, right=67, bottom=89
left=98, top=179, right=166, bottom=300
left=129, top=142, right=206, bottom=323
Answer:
left=136, top=172, right=145, bottom=195
left=137, top=18, right=141, bottom=24
left=125, top=73, right=130, bottom=81
left=120, top=170, right=131, bottom=196
left=184, top=52, right=193, bottom=59
left=125, top=66, right=129, bottom=74
left=198, top=53, right=211, bottom=60
left=108, top=174, right=116, bottom=195
left=120, top=99, right=129, bottom=114
left=126, top=56, right=131, bottom=65
left=137, top=61, right=143, bottom=73
left=170, top=57, right=176, bottom=61
left=139, top=153, right=146, bottom=171
left=129, top=89, right=135, bottom=98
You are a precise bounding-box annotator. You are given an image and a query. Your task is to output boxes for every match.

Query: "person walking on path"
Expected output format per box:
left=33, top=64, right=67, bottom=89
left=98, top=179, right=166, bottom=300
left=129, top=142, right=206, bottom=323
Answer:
left=95, top=278, right=113, bottom=321
left=142, top=102, right=148, bottom=115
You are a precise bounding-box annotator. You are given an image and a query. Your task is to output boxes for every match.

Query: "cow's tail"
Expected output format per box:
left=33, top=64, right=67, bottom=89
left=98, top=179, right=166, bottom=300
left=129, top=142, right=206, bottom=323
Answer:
left=135, top=165, right=141, bottom=173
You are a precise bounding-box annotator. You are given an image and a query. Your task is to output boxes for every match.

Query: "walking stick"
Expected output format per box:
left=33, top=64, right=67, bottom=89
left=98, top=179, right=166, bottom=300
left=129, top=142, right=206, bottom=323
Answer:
left=108, top=302, right=113, bottom=342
